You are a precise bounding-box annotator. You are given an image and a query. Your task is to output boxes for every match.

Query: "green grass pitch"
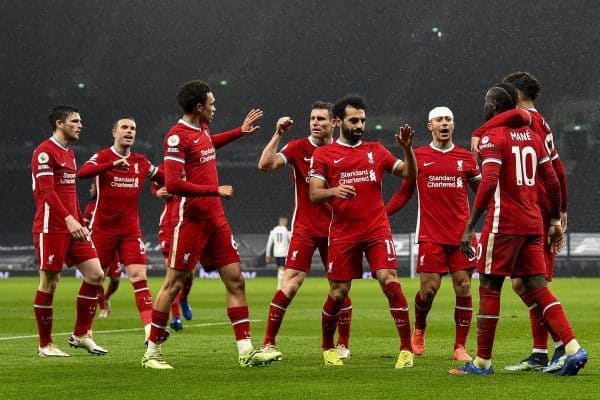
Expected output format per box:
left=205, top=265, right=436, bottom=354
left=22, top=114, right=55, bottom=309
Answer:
left=0, top=277, right=598, bottom=399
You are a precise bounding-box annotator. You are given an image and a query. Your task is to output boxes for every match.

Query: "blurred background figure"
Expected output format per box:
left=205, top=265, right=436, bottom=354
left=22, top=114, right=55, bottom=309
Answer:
left=265, top=216, right=291, bottom=289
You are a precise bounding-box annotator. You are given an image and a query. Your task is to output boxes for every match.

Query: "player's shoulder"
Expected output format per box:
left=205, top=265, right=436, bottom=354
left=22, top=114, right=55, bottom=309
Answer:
left=33, top=138, right=64, bottom=160
left=482, top=126, right=507, bottom=141
left=165, top=121, right=194, bottom=143
left=33, top=138, right=52, bottom=155
left=312, top=141, right=332, bottom=156
left=281, top=137, right=305, bottom=153
left=95, top=147, right=114, bottom=157
left=452, top=144, right=475, bottom=157
left=528, top=109, right=553, bottom=135
left=413, top=145, right=431, bottom=156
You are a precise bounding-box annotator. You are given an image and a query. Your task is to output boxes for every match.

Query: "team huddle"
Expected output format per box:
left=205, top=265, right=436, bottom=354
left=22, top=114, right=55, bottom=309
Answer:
left=30, top=72, right=587, bottom=376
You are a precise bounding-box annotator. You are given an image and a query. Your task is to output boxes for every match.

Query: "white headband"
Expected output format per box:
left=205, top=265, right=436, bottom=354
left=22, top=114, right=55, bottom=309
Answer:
left=428, top=106, right=454, bottom=121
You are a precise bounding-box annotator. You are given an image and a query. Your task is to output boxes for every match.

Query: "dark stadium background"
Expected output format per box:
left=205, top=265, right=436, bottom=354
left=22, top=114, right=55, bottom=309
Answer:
left=1, top=1, right=598, bottom=273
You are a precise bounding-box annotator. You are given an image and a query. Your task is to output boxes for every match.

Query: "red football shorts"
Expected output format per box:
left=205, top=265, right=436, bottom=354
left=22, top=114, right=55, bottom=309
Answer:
left=106, top=258, right=122, bottom=278
left=416, top=240, right=477, bottom=274
left=168, top=215, right=240, bottom=272
left=158, top=226, right=174, bottom=259
left=33, top=232, right=98, bottom=272
left=478, top=231, right=546, bottom=277
left=327, top=236, right=398, bottom=281
left=285, top=234, right=328, bottom=273
left=91, top=230, right=147, bottom=267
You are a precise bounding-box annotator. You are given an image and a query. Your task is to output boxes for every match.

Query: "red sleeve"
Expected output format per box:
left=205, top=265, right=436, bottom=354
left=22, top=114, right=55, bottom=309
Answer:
left=473, top=162, right=500, bottom=210
left=552, top=157, right=568, bottom=212
left=386, top=179, right=415, bottom=216
left=150, top=164, right=165, bottom=185
left=77, top=160, right=114, bottom=179
left=36, top=174, right=71, bottom=221
left=164, top=159, right=219, bottom=196
left=472, top=109, right=532, bottom=138
left=538, top=160, right=561, bottom=219
left=211, top=127, right=243, bottom=150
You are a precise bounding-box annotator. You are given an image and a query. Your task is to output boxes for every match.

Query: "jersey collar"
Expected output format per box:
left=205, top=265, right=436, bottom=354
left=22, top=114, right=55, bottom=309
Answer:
left=111, top=146, right=131, bottom=158
left=178, top=118, right=201, bottom=131
left=308, top=136, right=333, bottom=147
left=336, top=138, right=362, bottom=148
left=429, top=142, right=454, bottom=153
left=49, top=136, right=69, bottom=151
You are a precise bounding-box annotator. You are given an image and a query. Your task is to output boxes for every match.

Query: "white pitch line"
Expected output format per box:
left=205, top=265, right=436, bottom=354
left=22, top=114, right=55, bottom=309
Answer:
left=0, top=319, right=262, bottom=341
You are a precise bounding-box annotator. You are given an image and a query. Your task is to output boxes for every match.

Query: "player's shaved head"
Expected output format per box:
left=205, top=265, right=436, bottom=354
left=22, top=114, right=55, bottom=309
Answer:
left=494, top=82, right=518, bottom=106
left=484, top=86, right=516, bottom=120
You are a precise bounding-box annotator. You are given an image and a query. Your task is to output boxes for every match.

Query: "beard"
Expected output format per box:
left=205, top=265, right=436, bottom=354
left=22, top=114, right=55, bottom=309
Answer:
left=341, top=126, right=363, bottom=145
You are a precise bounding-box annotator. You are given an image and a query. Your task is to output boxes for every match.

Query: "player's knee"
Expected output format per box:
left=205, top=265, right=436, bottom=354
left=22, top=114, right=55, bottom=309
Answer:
left=329, top=288, right=349, bottom=303
left=85, top=273, right=103, bottom=285
left=454, top=280, right=470, bottom=296
left=420, top=285, right=438, bottom=301
left=284, top=276, right=303, bottom=295
left=224, top=274, right=246, bottom=293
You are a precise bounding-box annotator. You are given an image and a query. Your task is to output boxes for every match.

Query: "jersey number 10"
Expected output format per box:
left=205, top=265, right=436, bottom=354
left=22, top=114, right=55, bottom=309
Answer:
left=511, top=146, right=537, bottom=186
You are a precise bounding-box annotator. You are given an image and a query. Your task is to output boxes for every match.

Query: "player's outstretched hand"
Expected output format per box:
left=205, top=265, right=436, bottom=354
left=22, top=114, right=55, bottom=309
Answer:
left=395, top=124, right=414, bottom=149
left=242, top=109, right=264, bottom=135
left=218, top=185, right=234, bottom=199
left=332, top=184, right=356, bottom=200
left=460, top=228, right=476, bottom=258
left=275, top=117, right=294, bottom=135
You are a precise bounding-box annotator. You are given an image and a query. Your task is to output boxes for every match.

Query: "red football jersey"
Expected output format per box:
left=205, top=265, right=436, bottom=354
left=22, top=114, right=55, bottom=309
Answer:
left=279, top=137, right=332, bottom=237
left=477, top=126, right=551, bottom=234
left=528, top=109, right=563, bottom=222
left=31, top=137, right=83, bottom=233
left=163, top=120, right=224, bottom=221
left=412, top=144, right=480, bottom=244
left=82, top=199, right=96, bottom=228
left=150, top=181, right=178, bottom=233
left=311, top=140, right=400, bottom=243
left=80, top=147, right=158, bottom=233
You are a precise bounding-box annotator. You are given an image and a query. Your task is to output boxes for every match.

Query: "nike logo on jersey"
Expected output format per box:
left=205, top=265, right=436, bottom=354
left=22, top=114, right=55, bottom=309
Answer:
left=61, top=162, right=66, bottom=166
left=387, top=256, right=397, bottom=261
left=423, top=162, right=435, bottom=166
left=193, top=138, right=200, bottom=144
left=333, top=158, right=345, bottom=164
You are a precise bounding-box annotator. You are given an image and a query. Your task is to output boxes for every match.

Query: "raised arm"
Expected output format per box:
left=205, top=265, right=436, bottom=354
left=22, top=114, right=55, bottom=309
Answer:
left=392, top=124, right=417, bottom=180
left=258, top=117, right=293, bottom=172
